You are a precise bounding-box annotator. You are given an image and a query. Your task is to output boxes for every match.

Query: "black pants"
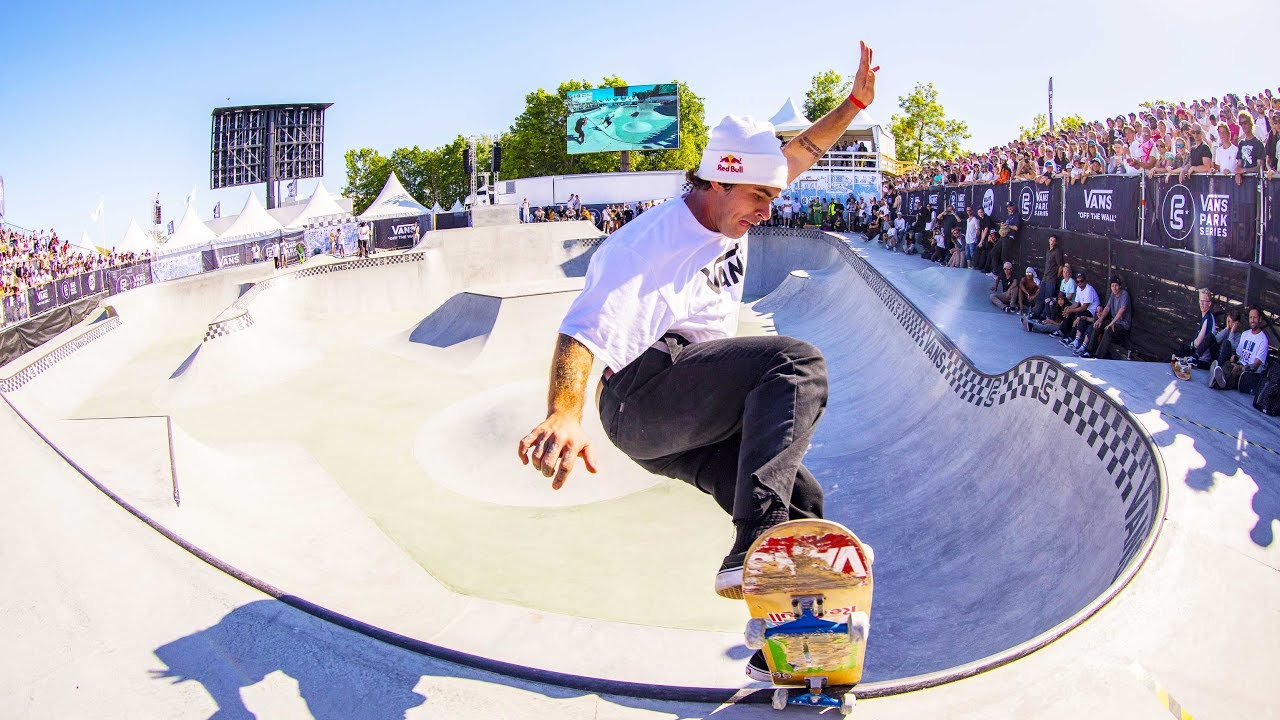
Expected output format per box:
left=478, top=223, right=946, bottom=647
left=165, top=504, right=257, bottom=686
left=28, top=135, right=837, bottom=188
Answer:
left=1182, top=335, right=1219, bottom=368
left=598, top=337, right=827, bottom=522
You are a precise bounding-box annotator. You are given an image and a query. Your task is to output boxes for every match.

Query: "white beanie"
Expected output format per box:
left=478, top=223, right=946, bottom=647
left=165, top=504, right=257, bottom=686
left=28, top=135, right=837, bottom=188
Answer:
left=696, top=115, right=789, bottom=190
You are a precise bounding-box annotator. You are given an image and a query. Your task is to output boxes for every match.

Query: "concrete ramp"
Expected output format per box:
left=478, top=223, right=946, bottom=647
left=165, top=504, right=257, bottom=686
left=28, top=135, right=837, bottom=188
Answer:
left=746, top=230, right=1163, bottom=684
left=405, top=277, right=585, bottom=371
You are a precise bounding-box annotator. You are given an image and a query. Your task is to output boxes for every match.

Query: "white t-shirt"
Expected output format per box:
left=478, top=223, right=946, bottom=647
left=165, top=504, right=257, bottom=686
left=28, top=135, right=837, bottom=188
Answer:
left=1214, top=144, right=1239, bottom=174
left=559, top=199, right=744, bottom=372
left=1075, top=283, right=1101, bottom=314
left=1237, top=328, right=1270, bottom=369
left=965, top=217, right=979, bottom=244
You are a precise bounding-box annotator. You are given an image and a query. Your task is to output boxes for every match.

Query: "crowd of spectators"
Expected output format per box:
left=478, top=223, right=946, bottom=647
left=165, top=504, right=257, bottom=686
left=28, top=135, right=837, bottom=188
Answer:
left=886, top=88, right=1280, bottom=195
left=2, top=226, right=150, bottom=300
left=519, top=195, right=666, bottom=234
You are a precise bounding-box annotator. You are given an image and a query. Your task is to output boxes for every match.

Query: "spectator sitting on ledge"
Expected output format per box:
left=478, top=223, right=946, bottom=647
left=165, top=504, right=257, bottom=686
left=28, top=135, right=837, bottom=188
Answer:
left=1069, top=275, right=1131, bottom=358
left=1054, top=271, right=1100, bottom=345
left=1011, top=267, right=1039, bottom=314
left=989, top=262, right=1017, bottom=312
left=1175, top=288, right=1218, bottom=369
left=1210, top=306, right=1270, bottom=393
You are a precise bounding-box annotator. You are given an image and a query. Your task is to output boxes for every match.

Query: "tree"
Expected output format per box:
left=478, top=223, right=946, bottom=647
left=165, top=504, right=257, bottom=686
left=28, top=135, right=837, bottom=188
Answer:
left=888, top=83, right=971, bottom=165
left=1019, top=112, right=1086, bottom=140
left=343, top=148, right=392, bottom=216
left=803, top=69, right=851, bottom=122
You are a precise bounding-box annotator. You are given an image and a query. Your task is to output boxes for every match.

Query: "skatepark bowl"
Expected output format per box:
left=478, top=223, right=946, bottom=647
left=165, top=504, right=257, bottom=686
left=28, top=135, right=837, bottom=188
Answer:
left=1, top=221, right=1165, bottom=701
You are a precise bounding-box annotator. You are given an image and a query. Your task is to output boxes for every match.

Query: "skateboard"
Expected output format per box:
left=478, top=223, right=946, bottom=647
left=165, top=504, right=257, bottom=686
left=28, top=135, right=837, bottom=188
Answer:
left=1171, top=355, right=1193, bottom=381
left=742, top=519, right=873, bottom=715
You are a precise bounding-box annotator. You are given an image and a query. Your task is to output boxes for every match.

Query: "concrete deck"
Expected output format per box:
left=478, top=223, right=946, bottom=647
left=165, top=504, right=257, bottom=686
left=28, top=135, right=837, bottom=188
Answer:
left=1, top=224, right=1277, bottom=718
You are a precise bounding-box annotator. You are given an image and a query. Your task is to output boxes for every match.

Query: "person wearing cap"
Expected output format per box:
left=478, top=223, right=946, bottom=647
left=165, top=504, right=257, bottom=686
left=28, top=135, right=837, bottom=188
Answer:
left=989, top=261, right=1017, bottom=311
left=1054, top=271, right=1101, bottom=345
left=1069, top=275, right=1131, bottom=358
left=988, top=201, right=1021, bottom=274
left=518, top=44, right=879, bottom=626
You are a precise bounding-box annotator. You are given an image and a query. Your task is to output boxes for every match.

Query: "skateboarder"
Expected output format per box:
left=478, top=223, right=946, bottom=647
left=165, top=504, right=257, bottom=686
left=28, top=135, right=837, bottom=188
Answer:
left=519, top=43, right=877, bottom=608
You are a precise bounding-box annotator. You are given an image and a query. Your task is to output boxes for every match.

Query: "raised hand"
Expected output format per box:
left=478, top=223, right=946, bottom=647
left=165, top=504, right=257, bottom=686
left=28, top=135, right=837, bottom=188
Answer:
left=849, top=41, right=879, bottom=109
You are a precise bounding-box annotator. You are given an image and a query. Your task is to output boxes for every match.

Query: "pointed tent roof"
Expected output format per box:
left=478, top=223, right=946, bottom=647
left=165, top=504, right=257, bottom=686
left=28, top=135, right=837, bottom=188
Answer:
left=769, top=97, right=812, bottom=133
left=358, top=172, right=428, bottom=221
left=162, top=202, right=218, bottom=254
left=850, top=108, right=877, bottom=129
left=287, top=182, right=349, bottom=228
left=430, top=202, right=443, bottom=214
left=449, top=199, right=464, bottom=212
left=117, top=218, right=152, bottom=254
left=218, top=192, right=283, bottom=243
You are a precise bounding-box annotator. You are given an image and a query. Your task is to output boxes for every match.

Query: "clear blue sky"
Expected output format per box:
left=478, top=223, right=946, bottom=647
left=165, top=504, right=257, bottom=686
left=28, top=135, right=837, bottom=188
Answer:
left=2, top=0, right=1276, bottom=245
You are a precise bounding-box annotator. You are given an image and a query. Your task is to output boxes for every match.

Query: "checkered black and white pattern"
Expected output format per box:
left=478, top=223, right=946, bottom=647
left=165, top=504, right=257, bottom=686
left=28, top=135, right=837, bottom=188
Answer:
left=0, top=317, right=122, bottom=394
left=750, top=228, right=1164, bottom=581
left=202, top=253, right=426, bottom=343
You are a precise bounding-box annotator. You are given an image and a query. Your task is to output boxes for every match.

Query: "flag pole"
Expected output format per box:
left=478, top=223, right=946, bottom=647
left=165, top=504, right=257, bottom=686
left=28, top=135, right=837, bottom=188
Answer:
left=1048, top=77, right=1055, bottom=132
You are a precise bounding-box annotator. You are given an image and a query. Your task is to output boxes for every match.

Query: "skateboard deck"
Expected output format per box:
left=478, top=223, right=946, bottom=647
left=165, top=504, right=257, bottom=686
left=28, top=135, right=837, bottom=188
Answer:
left=742, top=519, right=873, bottom=712
left=1171, top=356, right=1193, bottom=381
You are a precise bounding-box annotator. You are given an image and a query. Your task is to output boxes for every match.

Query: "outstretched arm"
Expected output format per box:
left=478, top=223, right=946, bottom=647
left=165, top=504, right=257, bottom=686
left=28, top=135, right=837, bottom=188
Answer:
left=517, top=334, right=600, bottom=488
left=783, top=41, right=878, bottom=185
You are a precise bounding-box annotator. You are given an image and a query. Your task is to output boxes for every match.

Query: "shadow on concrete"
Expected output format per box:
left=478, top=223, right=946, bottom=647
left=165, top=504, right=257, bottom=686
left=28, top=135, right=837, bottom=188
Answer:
left=149, top=597, right=781, bottom=719
left=151, top=599, right=427, bottom=719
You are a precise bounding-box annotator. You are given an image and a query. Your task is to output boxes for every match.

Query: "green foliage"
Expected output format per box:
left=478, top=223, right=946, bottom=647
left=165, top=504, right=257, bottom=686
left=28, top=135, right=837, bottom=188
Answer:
left=344, top=136, right=496, bottom=215
left=1019, top=113, right=1087, bottom=141
left=344, top=77, right=708, bottom=206
left=343, top=148, right=392, bottom=216
left=803, top=69, right=851, bottom=122
left=888, top=82, right=971, bottom=165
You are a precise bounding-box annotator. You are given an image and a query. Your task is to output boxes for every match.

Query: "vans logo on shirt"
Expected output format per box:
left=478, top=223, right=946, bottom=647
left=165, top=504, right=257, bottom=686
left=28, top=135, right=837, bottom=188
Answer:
left=700, top=245, right=744, bottom=291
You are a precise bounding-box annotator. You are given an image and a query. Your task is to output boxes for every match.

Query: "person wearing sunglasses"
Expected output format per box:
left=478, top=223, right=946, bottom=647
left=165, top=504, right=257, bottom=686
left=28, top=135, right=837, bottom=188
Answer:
left=1179, top=124, right=1214, bottom=183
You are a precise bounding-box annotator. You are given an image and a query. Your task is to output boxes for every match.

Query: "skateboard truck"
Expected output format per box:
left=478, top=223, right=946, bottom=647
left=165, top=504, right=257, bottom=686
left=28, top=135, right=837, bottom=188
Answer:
left=792, top=595, right=825, bottom=619
left=772, top=676, right=855, bottom=715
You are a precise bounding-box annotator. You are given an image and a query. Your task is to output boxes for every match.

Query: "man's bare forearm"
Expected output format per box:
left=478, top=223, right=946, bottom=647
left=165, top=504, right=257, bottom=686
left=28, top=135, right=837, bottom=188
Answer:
left=783, top=100, right=859, bottom=184
left=547, top=334, right=596, bottom=418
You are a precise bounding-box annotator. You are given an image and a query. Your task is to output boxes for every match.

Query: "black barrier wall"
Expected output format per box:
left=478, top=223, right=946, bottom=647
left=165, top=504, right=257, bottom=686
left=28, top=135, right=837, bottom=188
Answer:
left=1013, top=227, right=1277, bottom=362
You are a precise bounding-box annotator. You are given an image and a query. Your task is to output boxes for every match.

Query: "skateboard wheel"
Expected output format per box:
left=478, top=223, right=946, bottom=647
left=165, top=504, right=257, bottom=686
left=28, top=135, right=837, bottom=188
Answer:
left=840, top=692, right=856, bottom=715
left=745, top=618, right=767, bottom=650
left=772, top=688, right=788, bottom=710
left=848, top=611, right=870, bottom=643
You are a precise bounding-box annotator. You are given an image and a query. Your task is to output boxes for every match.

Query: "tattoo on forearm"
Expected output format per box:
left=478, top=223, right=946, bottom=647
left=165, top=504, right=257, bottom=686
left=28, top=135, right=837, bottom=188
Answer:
left=548, top=334, right=592, bottom=414
left=796, top=136, right=824, bottom=159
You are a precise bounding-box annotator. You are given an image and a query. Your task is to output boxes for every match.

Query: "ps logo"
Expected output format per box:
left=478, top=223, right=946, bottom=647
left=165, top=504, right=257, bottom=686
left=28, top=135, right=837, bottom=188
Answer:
left=1020, top=187, right=1033, bottom=218
left=1161, top=184, right=1195, bottom=242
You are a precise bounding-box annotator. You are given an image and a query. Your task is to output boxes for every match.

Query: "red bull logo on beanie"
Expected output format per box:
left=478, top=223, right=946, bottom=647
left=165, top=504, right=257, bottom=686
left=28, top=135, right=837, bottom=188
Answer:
left=716, top=154, right=744, bottom=174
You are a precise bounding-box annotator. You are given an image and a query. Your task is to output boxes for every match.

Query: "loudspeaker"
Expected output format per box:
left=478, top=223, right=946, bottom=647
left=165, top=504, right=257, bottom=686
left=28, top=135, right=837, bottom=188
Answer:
left=491, top=143, right=502, bottom=174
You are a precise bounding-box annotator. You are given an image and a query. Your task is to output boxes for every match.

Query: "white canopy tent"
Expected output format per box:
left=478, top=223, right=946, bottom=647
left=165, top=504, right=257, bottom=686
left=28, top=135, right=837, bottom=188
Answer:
left=116, top=218, right=153, bottom=255
left=768, top=97, right=812, bottom=134
left=160, top=203, right=217, bottom=255
left=217, top=192, right=282, bottom=245
left=449, top=199, right=464, bottom=212
left=358, top=172, right=428, bottom=221
left=286, top=182, right=350, bottom=229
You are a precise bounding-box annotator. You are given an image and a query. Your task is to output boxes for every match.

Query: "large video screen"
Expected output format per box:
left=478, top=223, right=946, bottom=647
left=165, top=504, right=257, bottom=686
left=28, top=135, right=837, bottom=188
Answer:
left=565, top=83, right=680, bottom=155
